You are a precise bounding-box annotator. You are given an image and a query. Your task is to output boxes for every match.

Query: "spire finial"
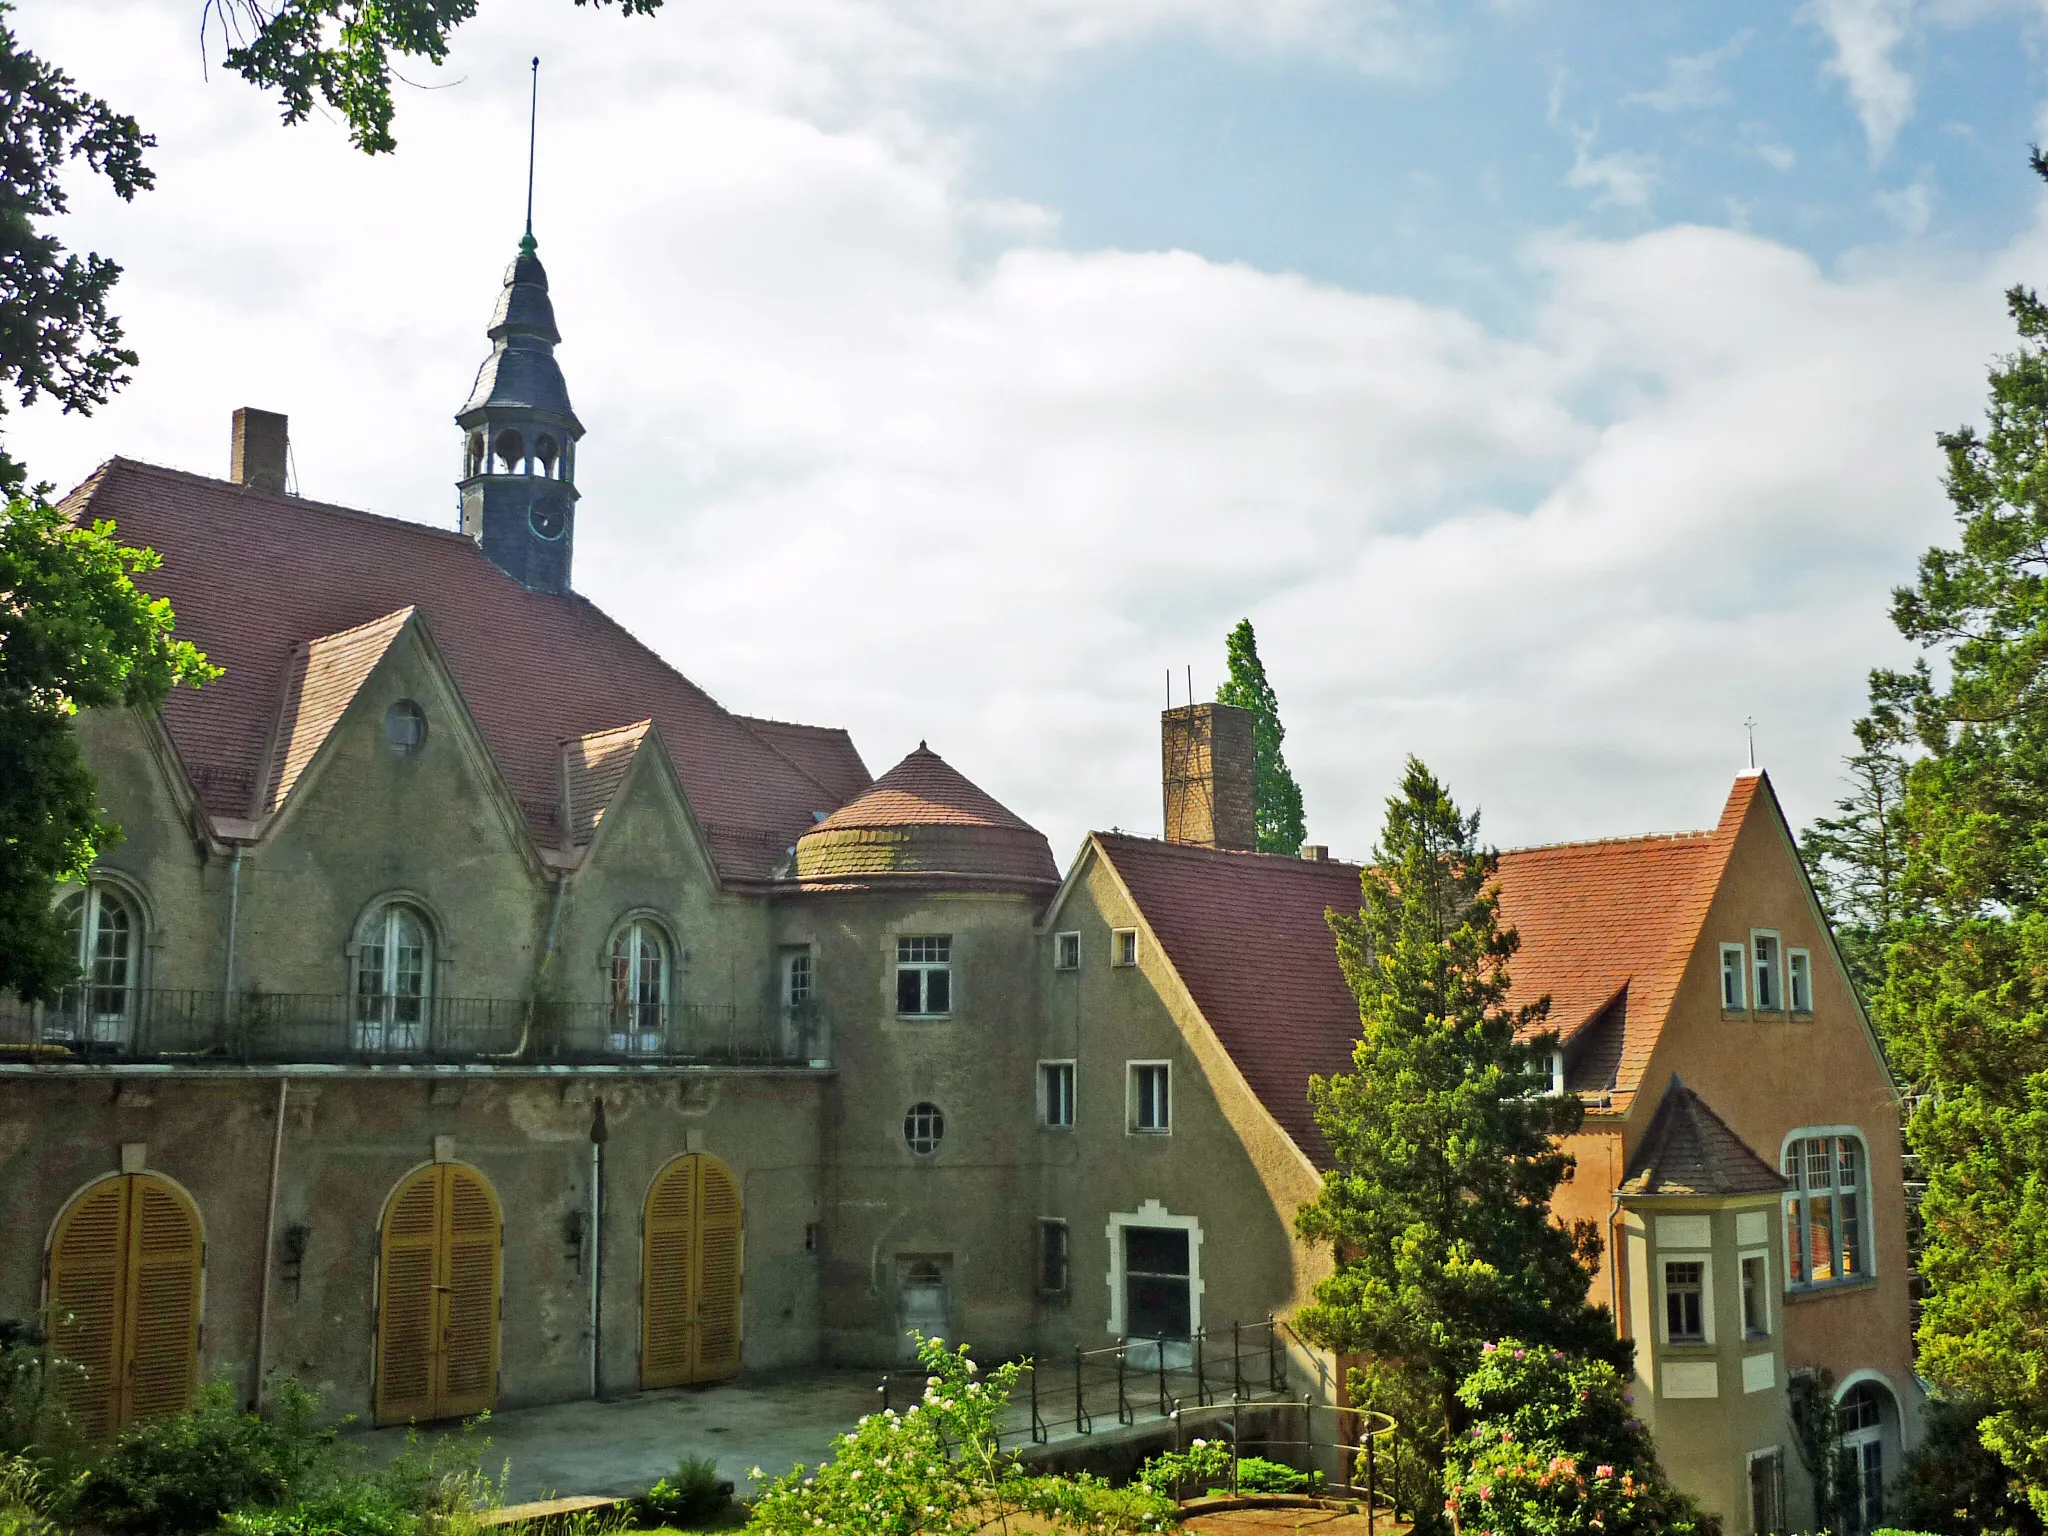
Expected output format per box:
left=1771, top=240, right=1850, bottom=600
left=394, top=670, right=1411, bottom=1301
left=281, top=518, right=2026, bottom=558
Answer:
left=521, top=56, right=540, bottom=253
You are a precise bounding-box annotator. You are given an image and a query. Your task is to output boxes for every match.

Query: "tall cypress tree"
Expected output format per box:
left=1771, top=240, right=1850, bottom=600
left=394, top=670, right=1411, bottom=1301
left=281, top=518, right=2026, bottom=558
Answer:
left=1215, top=619, right=1307, bottom=855
left=1294, top=759, right=1620, bottom=1534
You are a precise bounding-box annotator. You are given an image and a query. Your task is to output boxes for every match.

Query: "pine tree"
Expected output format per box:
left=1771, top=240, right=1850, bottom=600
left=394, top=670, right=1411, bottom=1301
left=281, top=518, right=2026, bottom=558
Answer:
left=1215, top=619, right=1307, bottom=855
left=1798, top=715, right=1910, bottom=1010
left=1293, top=758, right=1622, bottom=1534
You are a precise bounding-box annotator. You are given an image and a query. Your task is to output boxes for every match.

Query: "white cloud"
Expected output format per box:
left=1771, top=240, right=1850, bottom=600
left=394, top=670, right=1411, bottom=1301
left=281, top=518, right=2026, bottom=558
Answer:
left=7, top=0, right=2029, bottom=865
left=1565, top=130, right=1658, bottom=210
left=1627, top=31, right=1751, bottom=113
left=1877, top=179, right=1934, bottom=233
left=1806, top=0, right=1917, bottom=161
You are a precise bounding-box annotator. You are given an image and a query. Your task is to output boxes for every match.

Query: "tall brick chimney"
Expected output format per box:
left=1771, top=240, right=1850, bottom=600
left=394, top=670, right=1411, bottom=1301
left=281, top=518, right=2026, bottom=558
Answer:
left=230, top=408, right=289, bottom=494
left=1162, top=703, right=1256, bottom=851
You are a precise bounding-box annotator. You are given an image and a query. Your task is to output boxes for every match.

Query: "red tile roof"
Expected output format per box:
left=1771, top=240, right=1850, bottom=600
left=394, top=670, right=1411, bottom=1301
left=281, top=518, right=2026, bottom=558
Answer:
left=739, top=717, right=872, bottom=808
left=563, top=720, right=654, bottom=845
left=261, top=607, right=414, bottom=811
left=1091, top=775, right=1765, bottom=1165
left=65, top=459, right=871, bottom=883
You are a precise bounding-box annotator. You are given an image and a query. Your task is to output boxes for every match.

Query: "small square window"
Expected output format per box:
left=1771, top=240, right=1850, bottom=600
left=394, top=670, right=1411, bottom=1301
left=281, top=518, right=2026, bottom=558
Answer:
left=1753, top=931, right=1782, bottom=1011
left=1054, top=932, right=1081, bottom=971
left=1038, top=1219, right=1069, bottom=1296
left=1664, top=1259, right=1706, bottom=1343
left=1720, top=944, right=1748, bottom=1011
left=1039, top=1061, right=1075, bottom=1128
left=1112, top=929, right=1139, bottom=967
left=1130, top=1062, right=1170, bottom=1133
left=896, top=936, right=952, bottom=1017
left=1741, top=1253, right=1769, bottom=1339
left=1788, top=949, right=1812, bottom=1013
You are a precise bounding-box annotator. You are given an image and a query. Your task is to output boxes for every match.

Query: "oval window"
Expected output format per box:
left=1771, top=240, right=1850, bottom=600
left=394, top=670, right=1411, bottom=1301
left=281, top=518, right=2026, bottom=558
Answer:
left=903, top=1102, right=944, bottom=1156
left=385, top=700, right=428, bottom=757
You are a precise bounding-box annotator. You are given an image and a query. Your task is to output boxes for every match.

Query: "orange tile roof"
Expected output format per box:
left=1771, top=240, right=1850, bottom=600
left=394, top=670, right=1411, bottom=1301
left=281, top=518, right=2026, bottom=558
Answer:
left=261, top=607, right=415, bottom=812
left=562, top=720, right=655, bottom=844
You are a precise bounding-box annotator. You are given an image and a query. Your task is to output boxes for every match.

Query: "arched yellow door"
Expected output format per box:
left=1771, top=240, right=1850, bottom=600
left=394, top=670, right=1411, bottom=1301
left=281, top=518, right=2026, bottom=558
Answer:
left=642, top=1154, right=743, bottom=1388
left=46, top=1174, right=203, bottom=1439
left=375, top=1163, right=500, bottom=1425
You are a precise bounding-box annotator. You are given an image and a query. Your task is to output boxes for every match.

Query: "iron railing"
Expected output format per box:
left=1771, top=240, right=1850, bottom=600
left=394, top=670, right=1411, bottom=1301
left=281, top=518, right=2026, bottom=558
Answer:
left=0, top=988, right=831, bottom=1068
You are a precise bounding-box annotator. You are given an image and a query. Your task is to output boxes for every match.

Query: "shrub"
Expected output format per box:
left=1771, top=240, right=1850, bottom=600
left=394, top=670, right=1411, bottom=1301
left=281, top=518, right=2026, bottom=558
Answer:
left=1442, top=1340, right=1717, bottom=1536
left=1888, top=1397, right=2046, bottom=1536
left=639, top=1454, right=730, bottom=1526
left=1005, top=1471, right=1176, bottom=1533
left=0, top=1454, right=62, bottom=1536
left=64, top=1379, right=338, bottom=1536
left=218, top=1485, right=420, bottom=1536
left=0, top=1318, right=85, bottom=1472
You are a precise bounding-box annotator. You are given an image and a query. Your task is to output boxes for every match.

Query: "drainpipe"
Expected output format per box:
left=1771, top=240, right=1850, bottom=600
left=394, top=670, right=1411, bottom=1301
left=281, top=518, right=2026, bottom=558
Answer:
left=220, top=847, right=245, bottom=1034
left=253, top=1075, right=289, bottom=1409
left=590, top=1097, right=608, bottom=1398
left=510, top=872, right=568, bottom=1059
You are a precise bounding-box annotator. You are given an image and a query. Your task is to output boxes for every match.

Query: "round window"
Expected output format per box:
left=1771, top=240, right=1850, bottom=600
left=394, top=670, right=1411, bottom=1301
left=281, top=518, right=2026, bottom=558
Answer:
left=384, top=700, right=428, bottom=757
left=903, top=1102, right=944, bottom=1156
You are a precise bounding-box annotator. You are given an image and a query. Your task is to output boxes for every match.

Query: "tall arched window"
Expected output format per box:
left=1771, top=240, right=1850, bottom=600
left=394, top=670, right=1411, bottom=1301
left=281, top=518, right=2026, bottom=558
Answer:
left=1783, top=1130, right=1869, bottom=1287
left=608, top=919, right=670, bottom=1056
left=1837, top=1380, right=1893, bottom=1535
left=354, top=903, right=432, bottom=1053
left=57, top=883, right=137, bottom=1044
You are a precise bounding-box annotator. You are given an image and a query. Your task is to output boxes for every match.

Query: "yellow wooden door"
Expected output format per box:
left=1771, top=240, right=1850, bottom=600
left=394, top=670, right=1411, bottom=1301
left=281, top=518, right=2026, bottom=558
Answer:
left=376, top=1164, right=500, bottom=1425
left=641, top=1154, right=742, bottom=1388
left=46, top=1174, right=202, bottom=1439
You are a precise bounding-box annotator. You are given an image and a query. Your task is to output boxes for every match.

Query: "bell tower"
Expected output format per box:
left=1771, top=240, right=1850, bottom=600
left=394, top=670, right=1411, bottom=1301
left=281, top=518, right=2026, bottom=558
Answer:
left=457, top=230, right=584, bottom=594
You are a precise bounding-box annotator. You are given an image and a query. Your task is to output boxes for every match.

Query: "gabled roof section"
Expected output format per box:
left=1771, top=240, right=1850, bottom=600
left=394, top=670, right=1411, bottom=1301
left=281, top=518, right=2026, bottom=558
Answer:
left=810, top=743, right=1037, bottom=833
left=1619, top=1075, right=1788, bottom=1198
left=63, top=458, right=859, bottom=883
left=563, top=720, right=654, bottom=844
left=739, top=716, right=872, bottom=811
left=260, top=607, right=415, bottom=812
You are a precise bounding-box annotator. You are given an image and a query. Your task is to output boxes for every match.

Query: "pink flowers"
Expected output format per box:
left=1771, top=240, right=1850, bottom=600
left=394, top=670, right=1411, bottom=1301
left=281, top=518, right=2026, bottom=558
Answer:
left=1595, top=1464, right=1615, bottom=1479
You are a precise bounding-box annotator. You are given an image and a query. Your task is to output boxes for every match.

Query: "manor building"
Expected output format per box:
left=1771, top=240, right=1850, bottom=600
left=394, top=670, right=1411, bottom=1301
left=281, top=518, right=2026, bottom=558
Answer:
left=0, top=235, right=1914, bottom=1536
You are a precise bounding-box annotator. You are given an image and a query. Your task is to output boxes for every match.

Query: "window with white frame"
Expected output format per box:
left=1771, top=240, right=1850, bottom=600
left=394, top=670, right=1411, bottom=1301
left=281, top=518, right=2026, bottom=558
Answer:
left=1039, top=1061, right=1076, bottom=1128
left=1837, top=1383, right=1889, bottom=1536
left=1785, top=1131, right=1868, bottom=1286
left=1038, top=1219, right=1069, bottom=1296
left=1130, top=1062, right=1171, bottom=1133
left=1662, top=1256, right=1710, bottom=1344
left=1741, top=1252, right=1770, bottom=1338
left=1545, top=1047, right=1566, bottom=1096
left=1123, top=1225, right=1192, bottom=1339
left=353, top=901, right=432, bottom=1052
left=1753, top=930, right=1782, bottom=1011
left=56, top=883, right=139, bottom=1044
left=607, top=918, right=670, bottom=1054
left=1721, top=944, right=1748, bottom=1010
left=1112, top=929, right=1139, bottom=967
left=896, top=936, right=952, bottom=1016
left=1054, top=932, right=1081, bottom=971
left=1749, top=1449, right=1786, bottom=1536
left=1788, top=949, right=1813, bottom=1013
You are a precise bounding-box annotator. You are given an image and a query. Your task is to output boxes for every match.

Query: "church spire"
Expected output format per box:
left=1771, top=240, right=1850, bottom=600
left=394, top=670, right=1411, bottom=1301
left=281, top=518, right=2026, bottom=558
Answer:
left=456, top=59, right=584, bottom=595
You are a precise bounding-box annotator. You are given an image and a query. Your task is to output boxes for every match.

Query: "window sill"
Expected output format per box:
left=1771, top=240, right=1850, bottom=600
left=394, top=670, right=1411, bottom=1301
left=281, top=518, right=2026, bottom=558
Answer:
left=1038, top=1124, right=1075, bottom=1134
left=1128, top=1128, right=1173, bottom=1137
left=1784, top=1276, right=1879, bottom=1302
left=1720, top=1009, right=1751, bottom=1022
left=1662, top=1339, right=1714, bottom=1353
left=893, top=1014, right=955, bottom=1023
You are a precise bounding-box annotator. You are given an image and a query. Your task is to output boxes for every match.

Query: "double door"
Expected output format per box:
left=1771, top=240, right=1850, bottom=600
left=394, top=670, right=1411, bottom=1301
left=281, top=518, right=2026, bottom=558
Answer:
left=642, top=1154, right=743, bottom=1387
left=375, top=1163, right=500, bottom=1424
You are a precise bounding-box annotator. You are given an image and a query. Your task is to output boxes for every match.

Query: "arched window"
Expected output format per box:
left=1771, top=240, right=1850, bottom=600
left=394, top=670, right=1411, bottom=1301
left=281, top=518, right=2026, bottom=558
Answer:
left=57, top=883, right=137, bottom=1045
left=1837, top=1381, right=1893, bottom=1535
left=608, top=919, right=670, bottom=1056
left=492, top=428, right=525, bottom=475
left=354, top=903, right=432, bottom=1053
left=1783, top=1130, right=1869, bottom=1286
left=533, top=434, right=559, bottom=479
left=464, top=432, right=486, bottom=478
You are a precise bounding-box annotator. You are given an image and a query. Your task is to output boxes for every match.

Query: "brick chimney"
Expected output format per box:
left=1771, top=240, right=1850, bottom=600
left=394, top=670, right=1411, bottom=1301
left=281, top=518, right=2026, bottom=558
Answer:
left=230, top=408, right=289, bottom=494
left=1162, top=703, right=1256, bottom=851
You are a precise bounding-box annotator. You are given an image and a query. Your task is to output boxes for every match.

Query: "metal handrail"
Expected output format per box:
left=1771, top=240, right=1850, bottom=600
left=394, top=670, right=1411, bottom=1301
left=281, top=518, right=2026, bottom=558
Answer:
left=1165, top=1396, right=1402, bottom=1531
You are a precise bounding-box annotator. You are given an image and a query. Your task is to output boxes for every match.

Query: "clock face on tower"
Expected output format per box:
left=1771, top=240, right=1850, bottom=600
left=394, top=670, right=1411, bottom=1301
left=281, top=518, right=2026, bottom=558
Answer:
left=529, top=491, right=568, bottom=541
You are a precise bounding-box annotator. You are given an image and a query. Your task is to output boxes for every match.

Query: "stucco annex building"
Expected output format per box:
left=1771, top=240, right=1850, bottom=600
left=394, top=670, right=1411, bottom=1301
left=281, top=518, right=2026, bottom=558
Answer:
left=1, top=235, right=1915, bottom=1535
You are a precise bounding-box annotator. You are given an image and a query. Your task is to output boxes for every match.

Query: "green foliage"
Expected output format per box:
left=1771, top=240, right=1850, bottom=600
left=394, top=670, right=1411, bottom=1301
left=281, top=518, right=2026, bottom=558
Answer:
left=638, top=1455, right=730, bottom=1527
left=0, top=1, right=153, bottom=497
left=65, top=1379, right=335, bottom=1536
left=1215, top=618, right=1307, bottom=855
left=0, top=1318, right=85, bottom=1472
left=207, top=0, right=662, bottom=155
left=1292, top=758, right=1622, bottom=1531
left=0, top=1454, right=62, bottom=1536
left=1442, top=1341, right=1714, bottom=1536
left=1798, top=715, right=1911, bottom=1007
left=1003, top=1471, right=1176, bottom=1533
left=1888, top=1396, right=2046, bottom=1536
left=0, top=494, right=218, bottom=1002
left=1136, top=1441, right=1317, bottom=1498
left=1788, top=1369, right=1859, bottom=1536
left=218, top=1485, right=420, bottom=1536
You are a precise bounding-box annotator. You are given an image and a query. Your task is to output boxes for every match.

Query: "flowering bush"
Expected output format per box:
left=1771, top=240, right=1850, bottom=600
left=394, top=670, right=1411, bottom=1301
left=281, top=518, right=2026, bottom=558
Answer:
left=1442, top=1341, right=1717, bottom=1536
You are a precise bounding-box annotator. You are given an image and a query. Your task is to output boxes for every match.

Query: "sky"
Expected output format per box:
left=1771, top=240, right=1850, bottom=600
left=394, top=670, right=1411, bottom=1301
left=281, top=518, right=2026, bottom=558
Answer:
left=11, top=0, right=2048, bottom=864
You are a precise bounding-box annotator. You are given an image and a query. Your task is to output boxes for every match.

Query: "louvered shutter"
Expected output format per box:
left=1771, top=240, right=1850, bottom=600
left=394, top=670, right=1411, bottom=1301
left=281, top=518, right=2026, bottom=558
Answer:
left=641, top=1157, right=696, bottom=1389
left=692, top=1158, right=743, bottom=1382
left=438, top=1167, right=500, bottom=1419
left=375, top=1168, right=440, bottom=1424
left=123, top=1177, right=201, bottom=1424
left=48, top=1178, right=130, bottom=1439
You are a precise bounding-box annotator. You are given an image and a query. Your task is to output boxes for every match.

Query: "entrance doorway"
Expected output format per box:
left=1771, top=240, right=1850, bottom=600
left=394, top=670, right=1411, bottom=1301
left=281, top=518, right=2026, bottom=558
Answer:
left=375, top=1163, right=500, bottom=1425
left=46, top=1173, right=202, bottom=1438
left=897, top=1256, right=950, bottom=1359
left=642, top=1154, right=744, bottom=1388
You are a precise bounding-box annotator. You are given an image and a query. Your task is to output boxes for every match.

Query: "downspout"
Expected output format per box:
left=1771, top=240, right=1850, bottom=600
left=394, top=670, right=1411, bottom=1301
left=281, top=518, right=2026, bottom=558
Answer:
left=511, top=872, right=569, bottom=1059
left=253, top=1075, right=288, bottom=1409
left=590, top=1097, right=607, bottom=1398
left=220, top=847, right=245, bottom=1033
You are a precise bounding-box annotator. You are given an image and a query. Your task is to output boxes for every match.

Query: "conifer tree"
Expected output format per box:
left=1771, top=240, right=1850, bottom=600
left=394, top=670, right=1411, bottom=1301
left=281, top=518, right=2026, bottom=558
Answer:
left=1798, top=715, right=1910, bottom=1008
left=1215, top=619, right=1307, bottom=855
left=1294, top=759, right=1620, bottom=1534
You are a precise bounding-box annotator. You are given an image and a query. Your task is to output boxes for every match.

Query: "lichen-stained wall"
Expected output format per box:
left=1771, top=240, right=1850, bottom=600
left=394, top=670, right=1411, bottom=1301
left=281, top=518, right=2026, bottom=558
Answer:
left=0, top=1070, right=827, bottom=1422
left=774, top=888, right=1047, bottom=1366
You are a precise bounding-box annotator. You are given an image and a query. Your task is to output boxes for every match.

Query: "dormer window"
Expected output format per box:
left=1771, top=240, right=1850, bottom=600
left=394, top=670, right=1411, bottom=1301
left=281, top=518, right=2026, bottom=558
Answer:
left=1547, top=1048, right=1566, bottom=1096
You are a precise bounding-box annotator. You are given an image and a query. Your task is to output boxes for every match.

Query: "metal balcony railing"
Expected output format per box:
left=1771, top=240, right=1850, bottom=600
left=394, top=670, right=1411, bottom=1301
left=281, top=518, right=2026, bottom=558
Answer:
left=0, top=988, right=832, bottom=1069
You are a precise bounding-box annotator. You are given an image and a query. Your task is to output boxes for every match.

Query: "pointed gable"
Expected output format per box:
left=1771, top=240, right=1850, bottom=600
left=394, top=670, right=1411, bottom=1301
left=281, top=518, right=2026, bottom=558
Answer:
left=1620, top=1075, right=1788, bottom=1198
left=562, top=720, right=655, bottom=844
left=260, top=607, right=416, bottom=812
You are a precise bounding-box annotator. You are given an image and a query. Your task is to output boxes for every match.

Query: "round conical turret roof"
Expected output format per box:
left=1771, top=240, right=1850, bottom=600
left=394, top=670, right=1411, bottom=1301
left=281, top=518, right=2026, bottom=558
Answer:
left=795, top=743, right=1058, bottom=893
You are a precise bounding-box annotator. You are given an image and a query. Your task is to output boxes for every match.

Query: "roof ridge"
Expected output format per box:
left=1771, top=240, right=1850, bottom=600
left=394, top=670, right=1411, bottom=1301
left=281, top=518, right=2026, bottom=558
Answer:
left=1091, top=831, right=1365, bottom=868
left=96, top=457, right=483, bottom=548
left=1500, top=829, right=1715, bottom=856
